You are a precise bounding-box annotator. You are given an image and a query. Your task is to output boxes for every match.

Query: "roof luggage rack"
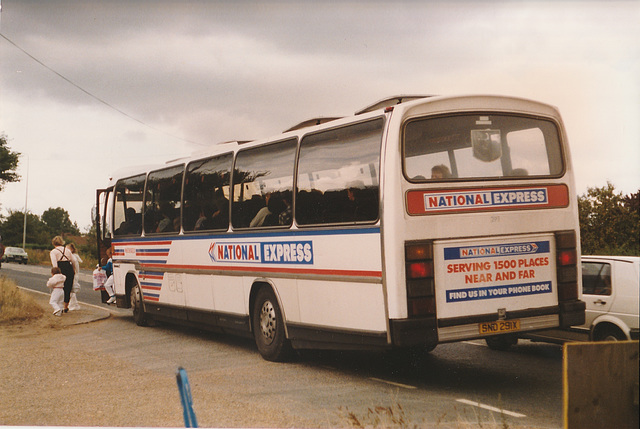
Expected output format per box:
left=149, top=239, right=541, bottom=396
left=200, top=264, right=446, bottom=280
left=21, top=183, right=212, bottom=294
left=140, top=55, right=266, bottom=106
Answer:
left=283, top=116, right=343, bottom=133
left=354, top=95, right=435, bottom=115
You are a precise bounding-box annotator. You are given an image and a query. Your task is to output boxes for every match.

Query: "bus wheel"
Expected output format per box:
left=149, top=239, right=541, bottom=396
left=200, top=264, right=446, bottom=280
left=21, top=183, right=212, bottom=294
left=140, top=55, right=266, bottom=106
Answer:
left=131, top=282, right=148, bottom=327
left=485, top=334, right=518, bottom=351
left=252, top=287, right=292, bottom=362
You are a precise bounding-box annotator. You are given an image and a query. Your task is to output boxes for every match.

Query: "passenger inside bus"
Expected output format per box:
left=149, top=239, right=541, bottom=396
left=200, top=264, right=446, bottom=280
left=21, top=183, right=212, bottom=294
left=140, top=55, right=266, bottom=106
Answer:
left=115, top=208, right=141, bottom=235
left=250, top=192, right=272, bottom=227
left=431, top=164, right=451, bottom=179
left=262, top=193, right=287, bottom=226
left=508, top=168, right=529, bottom=176
left=155, top=203, right=175, bottom=233
left=194, top=204, right=212, bottom=230
left=278, top=193, right=292, bottom=225
left=210, top=188, right=229, bottom=229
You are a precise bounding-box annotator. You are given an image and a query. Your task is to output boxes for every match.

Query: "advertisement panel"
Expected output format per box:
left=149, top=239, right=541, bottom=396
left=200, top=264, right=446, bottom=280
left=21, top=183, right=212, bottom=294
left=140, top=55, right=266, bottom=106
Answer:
left=434, top=234, right=557, bottom=319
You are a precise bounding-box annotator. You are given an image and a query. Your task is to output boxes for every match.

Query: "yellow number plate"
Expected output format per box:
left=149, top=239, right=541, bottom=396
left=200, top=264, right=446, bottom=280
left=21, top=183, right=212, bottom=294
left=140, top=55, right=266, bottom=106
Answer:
left=479, top=319, right=521, bottom=335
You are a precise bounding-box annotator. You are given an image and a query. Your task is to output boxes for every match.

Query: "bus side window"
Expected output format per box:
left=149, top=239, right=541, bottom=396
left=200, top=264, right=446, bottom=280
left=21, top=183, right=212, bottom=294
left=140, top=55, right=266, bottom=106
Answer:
left=231, top=139, right=297, bottom=229
left=113, top=174, right=145, bottom=237
left=296, top=119, right=383, bottom=225
left=144, top=165, right=184, bottom=235
left=183, top=153, right=232, bottom=232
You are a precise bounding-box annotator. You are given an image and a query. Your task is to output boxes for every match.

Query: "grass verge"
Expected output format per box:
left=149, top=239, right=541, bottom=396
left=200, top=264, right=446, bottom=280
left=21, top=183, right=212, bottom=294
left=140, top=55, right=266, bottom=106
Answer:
left=0, top=276, right=44, bottom=324
left=16, top=248, right=98, bottom=269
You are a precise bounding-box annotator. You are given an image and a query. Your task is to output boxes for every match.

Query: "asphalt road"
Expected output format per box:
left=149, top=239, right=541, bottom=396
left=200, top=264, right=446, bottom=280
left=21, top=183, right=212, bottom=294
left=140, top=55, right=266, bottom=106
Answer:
left=1, top=262, right=565, bottom=428
left=1, top=261, right=131, bottom=316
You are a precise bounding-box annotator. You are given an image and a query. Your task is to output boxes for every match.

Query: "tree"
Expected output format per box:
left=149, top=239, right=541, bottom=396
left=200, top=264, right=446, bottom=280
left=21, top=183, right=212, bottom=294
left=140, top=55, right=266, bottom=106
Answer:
left=0, top=133, right=20, bottom=192
left=578, top=183, right=639, bottom=256
left=41, top=207, right=80, bottom=237
left=0, top=210, right=50, bottom=247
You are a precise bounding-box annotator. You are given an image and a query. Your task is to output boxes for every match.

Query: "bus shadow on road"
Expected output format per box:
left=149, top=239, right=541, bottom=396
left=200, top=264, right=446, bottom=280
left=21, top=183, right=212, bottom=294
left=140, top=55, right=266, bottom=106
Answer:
left=296, top=341, right=563, bottom=395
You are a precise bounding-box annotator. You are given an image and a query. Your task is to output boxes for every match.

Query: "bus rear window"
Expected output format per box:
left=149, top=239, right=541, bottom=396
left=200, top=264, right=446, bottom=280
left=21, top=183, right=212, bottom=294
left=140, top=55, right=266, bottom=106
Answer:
left=403, top=114, right=563, bottom=181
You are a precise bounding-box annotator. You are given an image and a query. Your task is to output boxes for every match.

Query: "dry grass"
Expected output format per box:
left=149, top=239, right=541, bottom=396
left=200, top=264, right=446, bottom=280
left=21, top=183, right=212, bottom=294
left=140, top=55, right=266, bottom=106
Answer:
left=340, top=401, right=511, bottom=429
left=0, top=277, right=44, bottom=324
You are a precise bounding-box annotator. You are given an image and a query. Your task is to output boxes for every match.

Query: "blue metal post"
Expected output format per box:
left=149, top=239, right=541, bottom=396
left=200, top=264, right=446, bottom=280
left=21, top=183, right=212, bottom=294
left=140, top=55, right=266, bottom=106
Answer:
left=176, top=367, right=198, bottom=427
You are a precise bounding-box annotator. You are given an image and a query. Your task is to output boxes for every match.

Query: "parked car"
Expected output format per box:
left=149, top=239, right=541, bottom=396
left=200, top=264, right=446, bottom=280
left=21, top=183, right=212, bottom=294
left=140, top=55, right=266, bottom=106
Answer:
left=1, top=246, right=29, bottom=264
left=523, top=255, right=639, bottom=344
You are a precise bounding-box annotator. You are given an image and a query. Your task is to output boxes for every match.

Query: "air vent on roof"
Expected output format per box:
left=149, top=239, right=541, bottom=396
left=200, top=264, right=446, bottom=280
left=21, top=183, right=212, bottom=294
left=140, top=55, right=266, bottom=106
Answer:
left=283, top=116, right=343, bottom=133
left=355, top=95, right=435, bottom=115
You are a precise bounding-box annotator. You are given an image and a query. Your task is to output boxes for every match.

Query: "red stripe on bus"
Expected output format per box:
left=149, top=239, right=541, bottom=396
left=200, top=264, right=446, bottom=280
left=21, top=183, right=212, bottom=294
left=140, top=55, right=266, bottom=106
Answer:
left=114, top=241, right=173, bottom=246
left=140, top=263, right=383, bottom=279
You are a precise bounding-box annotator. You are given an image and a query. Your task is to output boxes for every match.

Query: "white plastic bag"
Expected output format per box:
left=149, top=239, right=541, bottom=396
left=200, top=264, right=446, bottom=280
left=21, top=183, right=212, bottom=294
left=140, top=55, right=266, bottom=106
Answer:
left=93, top=267, right=107, bottom=291
left=69, top=292, right=81, bottom=311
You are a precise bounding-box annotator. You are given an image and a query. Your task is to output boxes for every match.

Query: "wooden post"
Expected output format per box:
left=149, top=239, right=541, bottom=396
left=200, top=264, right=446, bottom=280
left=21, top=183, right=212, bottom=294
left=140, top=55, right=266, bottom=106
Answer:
left=564, top=341, right=639, bottom=429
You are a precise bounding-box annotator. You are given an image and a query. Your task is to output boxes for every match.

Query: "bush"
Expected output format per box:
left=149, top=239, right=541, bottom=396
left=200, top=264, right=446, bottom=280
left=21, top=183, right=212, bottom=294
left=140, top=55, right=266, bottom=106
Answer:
left=24, top=249, right=51, bottom=266
left=0, top=277, right=44, bottom=324
left=23, top=248, right=98, bottom=270
left=579, top=184, right=639, bottom=256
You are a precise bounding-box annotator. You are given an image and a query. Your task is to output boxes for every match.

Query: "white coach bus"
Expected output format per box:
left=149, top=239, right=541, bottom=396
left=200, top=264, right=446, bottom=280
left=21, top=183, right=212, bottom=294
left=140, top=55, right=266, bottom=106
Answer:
left=95, top=94, right=585, bottom=361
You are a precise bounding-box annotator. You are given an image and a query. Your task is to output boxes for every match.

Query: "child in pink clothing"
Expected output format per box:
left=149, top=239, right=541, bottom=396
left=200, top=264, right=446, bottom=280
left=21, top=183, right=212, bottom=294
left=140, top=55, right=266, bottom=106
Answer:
left=47, top=267, right=66, bottom=316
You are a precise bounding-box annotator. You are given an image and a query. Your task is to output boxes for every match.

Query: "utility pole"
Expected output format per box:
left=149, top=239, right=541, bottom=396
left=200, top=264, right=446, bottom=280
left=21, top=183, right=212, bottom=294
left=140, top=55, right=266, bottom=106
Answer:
left=22, top=154, right=29, bottom=249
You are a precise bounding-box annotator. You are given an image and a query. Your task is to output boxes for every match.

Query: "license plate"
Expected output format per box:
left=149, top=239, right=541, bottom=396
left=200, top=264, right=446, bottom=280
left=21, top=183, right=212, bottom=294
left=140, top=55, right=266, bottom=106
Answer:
left=479, top=319, right=521, bottom=335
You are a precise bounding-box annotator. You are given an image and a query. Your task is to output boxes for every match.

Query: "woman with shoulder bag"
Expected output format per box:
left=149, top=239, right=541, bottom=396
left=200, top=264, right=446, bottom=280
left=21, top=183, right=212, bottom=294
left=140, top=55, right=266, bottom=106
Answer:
left=49, top=236, right=76, bottom=313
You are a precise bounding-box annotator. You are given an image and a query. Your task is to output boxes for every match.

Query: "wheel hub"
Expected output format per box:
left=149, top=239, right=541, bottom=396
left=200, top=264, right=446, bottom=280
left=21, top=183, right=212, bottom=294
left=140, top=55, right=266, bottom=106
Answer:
left=259, top=300, right=277, bottom=344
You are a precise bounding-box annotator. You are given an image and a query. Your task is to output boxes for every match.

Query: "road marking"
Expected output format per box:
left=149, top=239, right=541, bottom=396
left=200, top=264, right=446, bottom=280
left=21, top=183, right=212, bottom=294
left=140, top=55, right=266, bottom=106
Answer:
left=463, top=340, right=487, bottom=347
left=369, top=377, right=417, bottom=389
left=456, top=399, right=526, bottom=418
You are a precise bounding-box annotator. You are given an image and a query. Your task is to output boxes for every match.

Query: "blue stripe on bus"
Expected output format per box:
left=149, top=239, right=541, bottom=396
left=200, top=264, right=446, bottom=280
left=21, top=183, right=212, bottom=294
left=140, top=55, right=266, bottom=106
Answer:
left=112, top=226, right=381, bottom=244
left=140, top=271, right=164, bottom=277
left=141, top=282, right=162, bottom=287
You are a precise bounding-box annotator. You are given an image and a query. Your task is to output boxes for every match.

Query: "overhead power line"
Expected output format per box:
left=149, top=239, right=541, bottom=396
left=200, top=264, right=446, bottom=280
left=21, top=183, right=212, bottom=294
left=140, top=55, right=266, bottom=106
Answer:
left=0, top=32, right=202, bottom=146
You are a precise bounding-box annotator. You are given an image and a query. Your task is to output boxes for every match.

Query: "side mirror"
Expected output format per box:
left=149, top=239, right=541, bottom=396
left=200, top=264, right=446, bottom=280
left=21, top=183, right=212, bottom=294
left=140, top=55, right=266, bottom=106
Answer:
left=471, top=129, right=502, bottom=162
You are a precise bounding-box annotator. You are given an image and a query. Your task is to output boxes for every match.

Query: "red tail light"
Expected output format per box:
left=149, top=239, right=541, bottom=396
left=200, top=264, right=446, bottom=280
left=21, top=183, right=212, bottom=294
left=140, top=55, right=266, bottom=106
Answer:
left=558, top=249, right=577, bottom=266
left=555, top=231, right=579, bottom=303
left=407, top=261, right=434, bottom=279
left=405, top=242, right=436, bottom=317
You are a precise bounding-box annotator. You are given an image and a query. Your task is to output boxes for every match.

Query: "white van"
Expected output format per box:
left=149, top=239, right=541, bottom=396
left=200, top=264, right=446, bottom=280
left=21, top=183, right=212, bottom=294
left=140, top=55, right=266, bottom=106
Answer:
left=524, top=256, right=639, bottom=343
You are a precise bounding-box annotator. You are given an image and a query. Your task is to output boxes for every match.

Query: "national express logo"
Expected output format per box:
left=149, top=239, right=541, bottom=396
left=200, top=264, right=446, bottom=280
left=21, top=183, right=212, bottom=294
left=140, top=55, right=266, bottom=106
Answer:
left=423, top=188, right=548, bottom=211
left=208, top=241, right=314, bottom=265
left=444, top=241, right=550, bottom=261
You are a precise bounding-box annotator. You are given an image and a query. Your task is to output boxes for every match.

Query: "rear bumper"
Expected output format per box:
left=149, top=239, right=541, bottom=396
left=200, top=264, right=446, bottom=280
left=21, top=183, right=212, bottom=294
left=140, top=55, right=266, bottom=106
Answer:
left=390, top=300, right=585, bottom=346
left=5, top=257, right=27, bottom=262
left=390, top=317, right=437, bottom=348
left=438, top=314, right=560, bottom=343
left=559, top=299, right=586, bottom=328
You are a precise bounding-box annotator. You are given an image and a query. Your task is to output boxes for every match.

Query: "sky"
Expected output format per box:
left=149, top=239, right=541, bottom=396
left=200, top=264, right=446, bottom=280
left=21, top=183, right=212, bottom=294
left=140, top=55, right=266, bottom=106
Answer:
left=1, top=0, right=638, bottom=232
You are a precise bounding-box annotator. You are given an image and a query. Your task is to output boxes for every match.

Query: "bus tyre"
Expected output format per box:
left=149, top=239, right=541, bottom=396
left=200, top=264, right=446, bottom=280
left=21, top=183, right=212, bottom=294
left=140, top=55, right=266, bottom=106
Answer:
left=485, top=334, right=518, bottom=351
left=131, top=283, right=149, bottom=326
left=252, top=287, right=292, bottom=362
